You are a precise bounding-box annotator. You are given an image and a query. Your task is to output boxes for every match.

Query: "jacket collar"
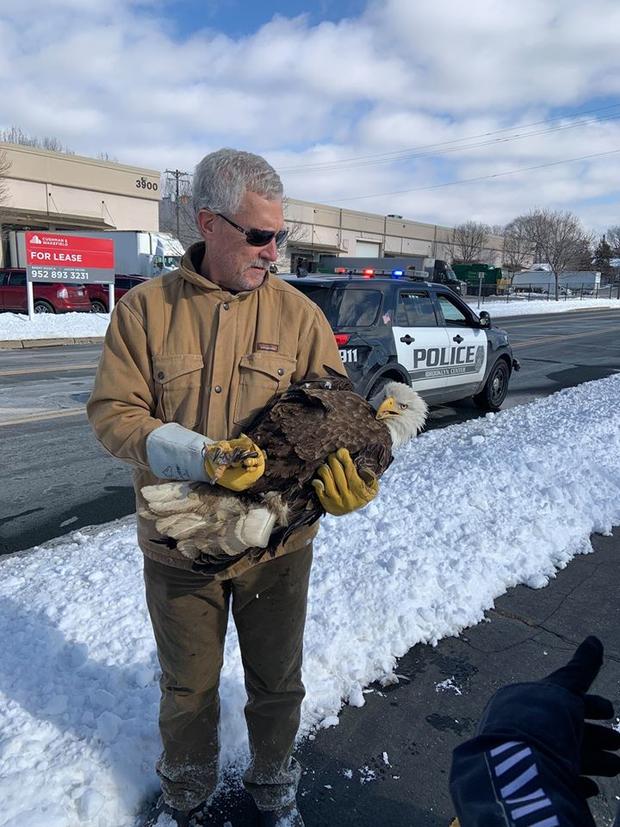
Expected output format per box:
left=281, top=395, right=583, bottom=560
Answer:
left=179, top=241, right=272, bottom=295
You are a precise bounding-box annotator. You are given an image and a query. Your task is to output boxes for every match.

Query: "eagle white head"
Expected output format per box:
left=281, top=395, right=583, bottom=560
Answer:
left=371, top=381, right=428, bottom=449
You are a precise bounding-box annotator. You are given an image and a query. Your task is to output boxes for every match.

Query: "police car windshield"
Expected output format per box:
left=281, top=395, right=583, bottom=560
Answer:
left=294, top=284, right=382, bottom=328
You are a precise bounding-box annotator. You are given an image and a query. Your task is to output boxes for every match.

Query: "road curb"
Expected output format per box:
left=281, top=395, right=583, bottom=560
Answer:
left=0, top=336, right=105, bottom=350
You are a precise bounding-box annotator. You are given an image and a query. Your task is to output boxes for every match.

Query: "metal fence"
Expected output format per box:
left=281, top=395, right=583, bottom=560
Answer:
left=465, top=282, right=620, bottom=305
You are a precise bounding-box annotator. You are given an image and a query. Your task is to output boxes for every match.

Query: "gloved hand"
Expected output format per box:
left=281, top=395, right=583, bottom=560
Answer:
left=541, top=636, right=620, bottom=797
left=311, top=448, right=378, bottom=516
left=203, top=434, right=266, bottom=492
left=450, top=636, right=620, bottom=827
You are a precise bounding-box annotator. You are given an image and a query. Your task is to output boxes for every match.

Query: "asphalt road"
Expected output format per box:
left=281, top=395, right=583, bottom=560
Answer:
left=1, top=308, right=619, bottom=556
left=200, top=528, right=620, bottom=827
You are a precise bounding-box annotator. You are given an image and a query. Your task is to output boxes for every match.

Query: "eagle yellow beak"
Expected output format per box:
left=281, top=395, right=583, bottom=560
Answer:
left=376, top=396, right=397, bottom=420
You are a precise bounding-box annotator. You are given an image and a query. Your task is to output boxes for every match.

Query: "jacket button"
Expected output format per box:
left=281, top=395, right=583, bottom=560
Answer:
left=222, top=302, right=229, bottom=310
left=157, top=371, right=165, bottom=380
left=214, top=385, right=222, bottom=393
left=277, top=368, right=284, bottom=376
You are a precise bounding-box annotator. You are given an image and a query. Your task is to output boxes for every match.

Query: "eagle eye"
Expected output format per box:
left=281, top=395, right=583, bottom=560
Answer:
left=399, top=403, right=408, bottom=410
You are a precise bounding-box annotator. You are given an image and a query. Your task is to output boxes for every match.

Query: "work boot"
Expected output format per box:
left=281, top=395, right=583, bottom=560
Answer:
left=144, top=794, right=208, bottom=826
left=257, top=800, right=305, bottom=826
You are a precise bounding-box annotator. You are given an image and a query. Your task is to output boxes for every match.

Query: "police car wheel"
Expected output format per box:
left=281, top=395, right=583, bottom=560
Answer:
left=368, top=376, right=393, bottom=402
left=473, top=359, right=509, bottom=412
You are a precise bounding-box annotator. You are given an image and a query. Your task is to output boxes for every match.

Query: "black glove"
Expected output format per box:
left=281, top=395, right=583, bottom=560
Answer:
left=450, top=636, right=620, bottom=827
left=541, top=635, right=620, bottom=797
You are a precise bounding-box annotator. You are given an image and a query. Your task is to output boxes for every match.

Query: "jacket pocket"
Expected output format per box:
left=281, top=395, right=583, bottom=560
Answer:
left=233, top=352, right=296, bottom=427
left=152, top=354, right=204, bottom=426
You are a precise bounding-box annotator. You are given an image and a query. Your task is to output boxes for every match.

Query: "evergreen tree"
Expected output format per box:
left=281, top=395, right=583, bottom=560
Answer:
left=593, top=236, right=613, bottom=280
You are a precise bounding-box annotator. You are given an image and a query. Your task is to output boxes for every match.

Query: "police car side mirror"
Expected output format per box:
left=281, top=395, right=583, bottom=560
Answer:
left=478, top=311, right=491, bottom=328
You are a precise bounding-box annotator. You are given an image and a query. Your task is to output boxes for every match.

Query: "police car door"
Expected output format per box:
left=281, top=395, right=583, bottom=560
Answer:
left=392, top=289, right=452, bottom=393
left=433, top=292, right=488, bottom=389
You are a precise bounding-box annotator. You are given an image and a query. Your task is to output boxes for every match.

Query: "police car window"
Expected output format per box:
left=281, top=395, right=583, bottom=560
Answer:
left=437, top=294, right=469, bottom=326
left=290, top=283, right=381, bottom=328
left=396, top=291, right=437, bottom=327
left=335, top=289, right=381, bottom=327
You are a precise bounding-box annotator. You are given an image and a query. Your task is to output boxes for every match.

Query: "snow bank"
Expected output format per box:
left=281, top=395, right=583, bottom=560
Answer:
left=466, top=296, right=620, bottom=317
left=0, top=311, right=110, bottom=341
left=1, top=376, right=620, bottom=826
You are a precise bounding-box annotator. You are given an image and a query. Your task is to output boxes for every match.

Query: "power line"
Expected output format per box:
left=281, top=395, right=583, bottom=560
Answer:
left=327, top=148, right=620, bottom=202
left=278, top=103, right=620, bottom=174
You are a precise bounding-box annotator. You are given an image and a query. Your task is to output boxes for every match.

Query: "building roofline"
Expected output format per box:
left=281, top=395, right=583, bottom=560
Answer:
left=0, top=142, right=159, bottom=177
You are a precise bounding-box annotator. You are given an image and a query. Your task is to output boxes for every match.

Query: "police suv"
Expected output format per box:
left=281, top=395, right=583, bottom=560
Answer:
left=286, top=273, right=520, bottom=411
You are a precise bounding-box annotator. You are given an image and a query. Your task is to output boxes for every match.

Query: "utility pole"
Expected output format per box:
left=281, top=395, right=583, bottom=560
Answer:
left=164, top=169, right=189, bottom=240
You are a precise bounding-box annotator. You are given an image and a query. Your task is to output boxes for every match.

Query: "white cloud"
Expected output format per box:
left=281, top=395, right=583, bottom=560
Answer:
left=0, top=0, right=619, bottom=231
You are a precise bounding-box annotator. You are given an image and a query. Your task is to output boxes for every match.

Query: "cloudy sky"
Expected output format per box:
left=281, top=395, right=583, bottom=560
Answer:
left=1, top=0, right=619, bottom=231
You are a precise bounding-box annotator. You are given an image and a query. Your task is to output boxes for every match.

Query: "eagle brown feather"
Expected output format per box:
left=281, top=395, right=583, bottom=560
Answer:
left=141, top=377, right=423, bottom=575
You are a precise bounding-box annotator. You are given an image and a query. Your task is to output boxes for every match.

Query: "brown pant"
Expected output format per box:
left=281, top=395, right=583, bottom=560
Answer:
left=143, top=544, right=313, bottom=812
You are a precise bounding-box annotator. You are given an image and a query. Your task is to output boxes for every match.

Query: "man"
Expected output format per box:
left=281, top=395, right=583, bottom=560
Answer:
left=87, top=149, right=379, bottom=827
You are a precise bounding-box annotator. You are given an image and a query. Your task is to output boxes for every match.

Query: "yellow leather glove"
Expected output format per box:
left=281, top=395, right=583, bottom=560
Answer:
left=311, top=448, right=379, bottom=516
left=203, top=434, right=266, bottom=492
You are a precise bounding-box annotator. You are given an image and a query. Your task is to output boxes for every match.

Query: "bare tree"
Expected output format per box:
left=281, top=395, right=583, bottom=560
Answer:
left=516, top=209, right=591, bottom=300
left=159, top=171, right=201, bottom=248
left=502, top=216, right=535, bottom=272
left=0, top=150, right=10, bottom=207
left=96, top=151, right=119, bottom=163
left=452, top=220, right=490, bottom=263
left=606, top=225, right=620, bottom=256
left=159, top=195, right=200, bottom=248
left=0, top=126, right=74, bottom=155
left=565, top=234, right=595, bottom=271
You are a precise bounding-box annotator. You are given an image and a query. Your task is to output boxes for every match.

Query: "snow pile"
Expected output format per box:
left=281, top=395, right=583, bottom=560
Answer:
left=1, top=376, right=620, bottom=826
left=0, top=311, right=110, bottom=341
left=467, top=296, right=620, bottom=317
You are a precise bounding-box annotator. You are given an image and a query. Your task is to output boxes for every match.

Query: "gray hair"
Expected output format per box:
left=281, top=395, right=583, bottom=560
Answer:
left=192, top=148, right=283, bottom=217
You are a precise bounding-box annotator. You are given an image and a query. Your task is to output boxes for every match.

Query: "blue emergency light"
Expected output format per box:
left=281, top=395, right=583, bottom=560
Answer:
left=391, top=269, right=404, bottom=278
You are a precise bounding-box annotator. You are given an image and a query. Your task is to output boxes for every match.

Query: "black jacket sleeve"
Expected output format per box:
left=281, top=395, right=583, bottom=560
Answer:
left=449, top=682, right=597, bottom=827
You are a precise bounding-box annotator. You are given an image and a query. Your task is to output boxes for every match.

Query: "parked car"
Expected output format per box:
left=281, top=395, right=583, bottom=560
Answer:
left=85, top=275, right=149, bottom=312
left=286, top=274, right=520, bottom=411
left=0, top=268, right=91, bottom=314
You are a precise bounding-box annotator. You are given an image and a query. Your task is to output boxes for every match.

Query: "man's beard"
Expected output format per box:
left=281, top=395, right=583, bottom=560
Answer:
left=236, top=259, right=268, bottom=289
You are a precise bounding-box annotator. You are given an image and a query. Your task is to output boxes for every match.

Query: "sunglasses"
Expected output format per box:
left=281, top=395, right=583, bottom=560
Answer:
left=216, top=213, right=289, bottom=248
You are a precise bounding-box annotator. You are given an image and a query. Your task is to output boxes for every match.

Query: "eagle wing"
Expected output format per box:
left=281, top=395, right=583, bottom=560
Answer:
left=245, top=381, right=393, bottom=551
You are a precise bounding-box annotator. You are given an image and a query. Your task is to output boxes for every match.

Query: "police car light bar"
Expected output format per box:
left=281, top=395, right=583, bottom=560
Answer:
left=391, top=269, right=404, bottom=278
left=362, top=269, right=375, bottom=278
left=334, top=267, right=347, bottom=273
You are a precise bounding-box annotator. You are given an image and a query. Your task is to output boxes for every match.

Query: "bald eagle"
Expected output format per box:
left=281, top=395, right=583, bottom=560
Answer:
left=140, top=378, right=427, bottom=573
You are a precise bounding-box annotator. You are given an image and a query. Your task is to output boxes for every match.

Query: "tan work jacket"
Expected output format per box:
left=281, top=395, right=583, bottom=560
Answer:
left=87, top=243, right=346, bottom=578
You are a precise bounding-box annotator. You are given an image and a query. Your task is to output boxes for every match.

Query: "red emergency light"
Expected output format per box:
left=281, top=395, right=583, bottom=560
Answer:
left=362, top=269, right=375, bottom=278
left=334, top=333, right=351, bottom=346
left=334, top=267, right=347, bottom=274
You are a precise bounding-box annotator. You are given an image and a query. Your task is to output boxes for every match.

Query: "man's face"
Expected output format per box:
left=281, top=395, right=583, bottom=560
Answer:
left=197, top=191, right=284, bottom=292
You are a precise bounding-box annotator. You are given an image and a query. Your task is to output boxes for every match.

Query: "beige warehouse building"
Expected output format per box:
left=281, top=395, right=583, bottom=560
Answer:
left=0, top=143, right=160, bottom=266
left=281, top=197, right=505, bottom=273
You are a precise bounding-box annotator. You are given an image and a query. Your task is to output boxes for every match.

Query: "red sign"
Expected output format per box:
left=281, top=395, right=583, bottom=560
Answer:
left=25, top=232, right=115, bottom=284
left=25, top=232, right=114, bottom=268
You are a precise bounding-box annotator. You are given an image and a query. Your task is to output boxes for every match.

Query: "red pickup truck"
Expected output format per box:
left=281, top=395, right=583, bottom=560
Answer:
left=85, top=275, right=149, bottom=312
left=0, top=268, right=91, bottom=313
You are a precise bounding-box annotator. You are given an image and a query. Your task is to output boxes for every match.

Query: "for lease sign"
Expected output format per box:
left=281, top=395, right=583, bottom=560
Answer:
left=25, top=232, right=115, bottom=283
